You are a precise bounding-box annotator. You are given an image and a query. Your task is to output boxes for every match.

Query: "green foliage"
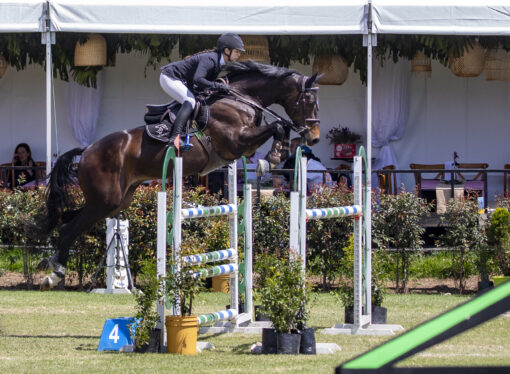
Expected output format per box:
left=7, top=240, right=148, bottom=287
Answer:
left=335, top=236, right=387, bottom=308
left=255, top=250, right=308, bottom=333
left=3, top=32, right=510, bottom=87
left=131, top=260, right=161, bottom=348
left=487, top=208, right=510, bottom=276
left=438, top=198, right=487, bottom=293
left=409, top=250, right=479, bottom=279
left=307, top=185, right=353, bottom=289
left=165, top=238, right=205, bottom=317
left=252, top=193, right=290, bottom=253
left=372, top=191, right=429, bottom=293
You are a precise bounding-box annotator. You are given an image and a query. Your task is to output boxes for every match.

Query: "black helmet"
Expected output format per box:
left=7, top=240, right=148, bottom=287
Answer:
left=217, top=33, right=245, bottom=52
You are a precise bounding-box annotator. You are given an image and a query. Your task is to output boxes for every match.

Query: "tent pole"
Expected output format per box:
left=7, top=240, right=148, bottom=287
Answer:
left=364, top=0, right=375, bottom=318
left=43, top=2, right=54, bottom=176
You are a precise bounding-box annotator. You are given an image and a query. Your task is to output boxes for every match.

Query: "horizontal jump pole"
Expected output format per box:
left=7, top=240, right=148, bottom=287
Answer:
left=306, top=205, right=362, bottom=220
left=182, top=249, right=237, bottom=265
left=182, top=204, right=237, bottom=219
left=194, top=264, right=237, bottom=278
left=197, top=309, right=238, bottom=325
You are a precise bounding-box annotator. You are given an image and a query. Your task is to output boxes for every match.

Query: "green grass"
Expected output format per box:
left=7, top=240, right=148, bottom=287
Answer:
left=0, top=291, right=509, bottom=373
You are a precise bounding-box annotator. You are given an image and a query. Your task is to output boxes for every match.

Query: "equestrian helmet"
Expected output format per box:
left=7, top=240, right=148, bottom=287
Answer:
left=217, top=33, right=245, bottom=52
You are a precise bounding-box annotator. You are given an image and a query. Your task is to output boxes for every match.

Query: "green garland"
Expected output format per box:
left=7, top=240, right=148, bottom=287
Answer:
left=2, top=33, right=510, bottom=87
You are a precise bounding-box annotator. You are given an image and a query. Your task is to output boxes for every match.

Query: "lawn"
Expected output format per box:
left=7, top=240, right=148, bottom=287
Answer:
left=0, top=291, right=509, bottom=373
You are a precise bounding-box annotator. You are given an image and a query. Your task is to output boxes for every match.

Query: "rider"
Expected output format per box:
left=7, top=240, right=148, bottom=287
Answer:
left=159, top=33, right=245, bottom=152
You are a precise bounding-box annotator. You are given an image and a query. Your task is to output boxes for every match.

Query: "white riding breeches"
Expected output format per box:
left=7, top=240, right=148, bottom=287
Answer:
left=159, top=74, right=196, bottom=108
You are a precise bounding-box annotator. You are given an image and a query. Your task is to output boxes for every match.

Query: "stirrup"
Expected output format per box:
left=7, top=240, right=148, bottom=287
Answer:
left=181, top=134, right=193, bottom=152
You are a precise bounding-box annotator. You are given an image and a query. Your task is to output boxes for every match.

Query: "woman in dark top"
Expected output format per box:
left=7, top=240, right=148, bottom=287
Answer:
left=10, top=143, right=35, bottom=188
left=160, top=33, right=245, bottom=151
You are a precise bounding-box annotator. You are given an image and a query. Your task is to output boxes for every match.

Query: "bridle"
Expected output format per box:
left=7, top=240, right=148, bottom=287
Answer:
left=293, top=74, right=320, bottom=132
left=223, top=74, right=319, bottom=135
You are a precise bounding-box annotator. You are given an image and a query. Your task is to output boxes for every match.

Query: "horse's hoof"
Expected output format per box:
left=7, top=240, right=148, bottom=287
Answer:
left=40, top=272, right=62, bottom=291
left=36, top=258, right=50, bottom=271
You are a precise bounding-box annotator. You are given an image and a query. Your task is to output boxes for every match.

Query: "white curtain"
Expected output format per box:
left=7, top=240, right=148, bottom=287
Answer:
left=372, top=59, right=410, bottom=190
left=67, top=71, right=103, bottom=147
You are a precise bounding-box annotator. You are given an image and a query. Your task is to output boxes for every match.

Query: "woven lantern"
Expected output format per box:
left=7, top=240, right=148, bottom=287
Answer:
left=449, top=41, right=485, bottom=78
left=0, top=54, right=7, bottom=79
left=485, top=47, right=510, bottom=81
left=74, top=34, right=107, bottom=67
left=238, top=35, right=270, bottom=63
left=411, top=51, right=431, bottom=72
left=312, top=55, right=348, bottom=85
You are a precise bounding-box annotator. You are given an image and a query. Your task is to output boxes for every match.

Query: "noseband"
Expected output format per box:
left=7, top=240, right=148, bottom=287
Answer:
left=294, top=74, right=320, bottom=133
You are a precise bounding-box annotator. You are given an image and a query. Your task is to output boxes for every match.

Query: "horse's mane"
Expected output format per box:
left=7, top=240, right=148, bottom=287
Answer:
left=223, top=61, right=297, bottom=81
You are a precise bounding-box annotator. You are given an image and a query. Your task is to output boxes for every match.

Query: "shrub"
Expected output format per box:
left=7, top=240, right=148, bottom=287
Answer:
left=255, top=249, right=308, bottom=333
left=307, top=185, right=353, bottom=290
left=487, top=207, right=510, bottom=276
left=438, top=197, right=487, bottom=293
left=372, top=191, right=429, bottom=293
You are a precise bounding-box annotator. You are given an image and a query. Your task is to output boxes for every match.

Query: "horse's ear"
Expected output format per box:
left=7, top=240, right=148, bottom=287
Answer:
left=305, top=73, right=318, bottom=89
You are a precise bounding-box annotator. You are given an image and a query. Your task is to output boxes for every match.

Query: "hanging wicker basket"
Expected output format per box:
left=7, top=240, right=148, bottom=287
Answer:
left=449, top=41, right=485, bottom=78
left=74, top=34, right=107, bottom=67
left=0, top=54, right=7, bottom=79
left=312, top=55, right=348, bottom=85
left=411, top=51, right=431, bottom=72
left=238, top=35, right=270, bottom=63
left=485, top=47, right=510, bottom=81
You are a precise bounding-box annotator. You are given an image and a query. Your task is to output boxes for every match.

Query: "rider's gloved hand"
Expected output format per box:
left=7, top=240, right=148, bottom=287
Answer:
left=215, top=83, right=230, bottom=94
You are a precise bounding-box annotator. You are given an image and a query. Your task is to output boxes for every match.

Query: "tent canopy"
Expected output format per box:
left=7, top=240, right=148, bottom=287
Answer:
left=372, top=0, right=510, bottom=35
left=0, top=0, right=45, bottom=32
left=48, top=0, right=367, bottom=34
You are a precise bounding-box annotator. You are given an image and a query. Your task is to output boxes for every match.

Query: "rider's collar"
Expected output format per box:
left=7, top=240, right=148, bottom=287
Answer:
left=220, top=54, right=226, bottom=66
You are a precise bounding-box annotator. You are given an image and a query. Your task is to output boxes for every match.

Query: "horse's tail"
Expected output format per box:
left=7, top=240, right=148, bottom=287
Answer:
left=38, top=147, right=84, bottom=235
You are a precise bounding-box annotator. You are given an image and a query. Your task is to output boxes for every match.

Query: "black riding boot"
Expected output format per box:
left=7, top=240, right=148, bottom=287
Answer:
left=169, top=101, right=194, bottom=152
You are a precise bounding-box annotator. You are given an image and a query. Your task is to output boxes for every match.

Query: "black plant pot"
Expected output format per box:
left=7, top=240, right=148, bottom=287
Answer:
left=254, top=305, right=270, bottom=321
left=261, top=328, right=277, bottom=354
left=344, top=306, right=387, bottom=325
left=299, top=328, right=316, bottom=355
left=277, top=332, right=301, bottom=354
left=226, top=303, right=245, bottom=313
left=134, top=328, right=161, bottom=353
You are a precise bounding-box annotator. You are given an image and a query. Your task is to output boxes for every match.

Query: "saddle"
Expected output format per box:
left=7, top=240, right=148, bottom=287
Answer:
left=144, top=98, right=209, bottom=143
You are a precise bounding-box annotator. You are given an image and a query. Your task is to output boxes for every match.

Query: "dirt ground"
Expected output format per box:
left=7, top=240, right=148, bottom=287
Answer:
left=0, top=270, right=481, bottom=294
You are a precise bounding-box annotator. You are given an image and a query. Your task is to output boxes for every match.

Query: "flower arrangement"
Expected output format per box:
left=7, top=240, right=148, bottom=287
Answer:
left=326, top=125, right=361, bottom=145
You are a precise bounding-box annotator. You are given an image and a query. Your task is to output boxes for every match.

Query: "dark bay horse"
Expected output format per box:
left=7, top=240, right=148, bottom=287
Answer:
left=36, top=61, right=321, bottom=289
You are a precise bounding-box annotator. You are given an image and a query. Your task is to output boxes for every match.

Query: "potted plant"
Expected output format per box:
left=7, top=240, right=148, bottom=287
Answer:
left=164, top=240, right=205, bottom=355
left=256, top=249, right=309, bottom=354
left=336, top=236, right=388, bottom=324
left=488, top=208, right=510, bottom=286
left=326, top=125, right=362, bottom=158
left=130, top=260, right=162, bottom=353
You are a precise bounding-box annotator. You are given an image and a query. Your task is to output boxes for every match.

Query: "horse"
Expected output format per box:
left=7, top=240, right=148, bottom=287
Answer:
left=35, top=61, right=322, bottom=290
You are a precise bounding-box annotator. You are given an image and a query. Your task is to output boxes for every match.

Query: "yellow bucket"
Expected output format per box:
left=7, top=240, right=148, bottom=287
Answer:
left=166, top=315, right=198, bottom=355
left=212, top=274, right=230, bottom=293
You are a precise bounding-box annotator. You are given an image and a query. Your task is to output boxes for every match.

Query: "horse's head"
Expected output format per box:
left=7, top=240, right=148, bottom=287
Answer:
left=281, top=72, right=322, bottom=146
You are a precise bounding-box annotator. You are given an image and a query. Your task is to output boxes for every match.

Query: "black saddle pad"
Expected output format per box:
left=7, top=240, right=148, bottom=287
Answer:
left=144, top=97, right=210, bottom=143
left=145, top=121, right=172, bottom=142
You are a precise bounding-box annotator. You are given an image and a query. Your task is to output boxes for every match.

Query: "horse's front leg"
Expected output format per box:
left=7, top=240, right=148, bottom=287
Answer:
left=238, top=121, right=285, bottom=167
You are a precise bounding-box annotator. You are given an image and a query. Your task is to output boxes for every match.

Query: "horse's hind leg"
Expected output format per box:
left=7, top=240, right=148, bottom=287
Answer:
left=40, top=204, right=112, bottom=290
left=41, top=184, right=140, bottom=290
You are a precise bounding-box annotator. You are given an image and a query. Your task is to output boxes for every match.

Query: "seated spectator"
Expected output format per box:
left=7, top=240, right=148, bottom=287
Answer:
left=282, top=145, right=335, bottom=192
left=273, top=137, right=302, bottom=188
left=9, top=143, right=35, bottom=189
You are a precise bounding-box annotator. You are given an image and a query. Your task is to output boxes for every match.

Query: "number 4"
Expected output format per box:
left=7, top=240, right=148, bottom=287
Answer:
left=109, top=324, right=120, bottom=344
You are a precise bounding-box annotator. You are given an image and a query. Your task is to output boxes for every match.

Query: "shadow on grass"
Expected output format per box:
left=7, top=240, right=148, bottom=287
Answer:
left=232, top=342, right=255, bottom=355
left=3, top=334, right=97, bottom=339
